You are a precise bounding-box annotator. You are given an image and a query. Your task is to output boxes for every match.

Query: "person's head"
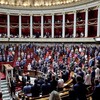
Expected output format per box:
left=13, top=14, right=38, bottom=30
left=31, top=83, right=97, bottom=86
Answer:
left=52, top=75, right=56, bottom=80
left=45, top=79, right=48, bottom=84
left=49, top=90, right=61, bottom=100
left=94, top=79, right=99, bottom=86
left=34, top=79, right=38, bottom=84
left=76, top=75, right=82, bottom=83
left=26, top=82, right=29, bottom=85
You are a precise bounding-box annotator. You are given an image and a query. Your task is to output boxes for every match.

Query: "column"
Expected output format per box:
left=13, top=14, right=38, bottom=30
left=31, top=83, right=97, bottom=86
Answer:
left=6, top=70, right=7, bottom=80
left=41, top=14, right=43, bottom=38
left=85, top=9, right=88, bottom=37
left=52, top=14, right=54, bottom=38
left=30, top=15, right=33, bottom=38
left=62, top=13, right=65, bottom=38
left=97, top=6, right=100, bottom=37
left=11, top=69, right=13, bottom=78
left=7, top=14, right=10, bottom=38
left=19, top=14, right=21, bottom=38
left=73, top=11, right=76, bottom=38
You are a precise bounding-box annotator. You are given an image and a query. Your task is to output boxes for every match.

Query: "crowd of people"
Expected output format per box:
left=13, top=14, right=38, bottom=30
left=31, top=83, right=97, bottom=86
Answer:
left=0, top=43, right=100, bottom=100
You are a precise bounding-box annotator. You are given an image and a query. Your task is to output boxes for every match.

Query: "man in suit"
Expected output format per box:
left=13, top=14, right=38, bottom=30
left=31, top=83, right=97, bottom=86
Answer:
left=41, top=79, right=51, bottom=95
left=50, top=75, right=58, bottom=91
left=23, top=82, right=32, bottom=96
left=10, top=77, right=16, bottom=97
left=92, top=83, right=100, bottom=100
left=26, top=73, right=30, bottom=82
left=31, top=79, right=40, bottom=97
left=72, top=75, right=87, bottom=100
left=22, top=74, right=27, bottom=87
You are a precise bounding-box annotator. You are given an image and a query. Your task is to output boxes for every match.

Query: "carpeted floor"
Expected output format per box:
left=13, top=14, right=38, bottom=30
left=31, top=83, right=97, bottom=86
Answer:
left=0, top=72, right=6, bottom=80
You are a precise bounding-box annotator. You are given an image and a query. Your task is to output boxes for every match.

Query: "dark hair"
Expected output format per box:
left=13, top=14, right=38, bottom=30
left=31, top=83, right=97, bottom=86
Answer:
left=76, top=75, right=82, bottom=83
left=34, top=79, right=38, bottom=84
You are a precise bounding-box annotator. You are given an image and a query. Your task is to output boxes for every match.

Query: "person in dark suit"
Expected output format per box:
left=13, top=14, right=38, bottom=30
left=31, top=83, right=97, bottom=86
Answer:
left=91, top=67, right=95, bottom=87
left=62, top=70, right=69, bottom=82
left=0, top=92, right=2, bottom=100
left=92, top=83, right=100, bottom=100
left=26, top=73, right=30, bottom=82
left=10, top=77, right=16, bottom=97
left=23, top=82, right=32, bottom=96
left=15, top=73, right=20, bottom=82
left=72, top=75, right=87, bottom=100
left=22, top=74, right=27, bottom=87
left=31, top=79, right=40, bottom=97
left=37, top=76, right=45, bottom=86
left=50, top=75, right=58, bottom=91
left=41, top=79, right=51, bottom=95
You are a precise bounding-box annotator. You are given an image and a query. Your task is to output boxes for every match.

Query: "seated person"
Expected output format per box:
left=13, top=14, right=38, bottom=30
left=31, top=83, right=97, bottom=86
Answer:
left=23, top=82, right=32, bottom=96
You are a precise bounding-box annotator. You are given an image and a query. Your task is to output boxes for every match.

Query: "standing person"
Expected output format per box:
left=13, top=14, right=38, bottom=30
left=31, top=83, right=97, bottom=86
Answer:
left=57, top=75, right=64, bottom=92
left=41, top=79, right=51, bottom=95
left=50, top=75, right=58, bottom=91
left=95, top=65, right=100, bottom=80
left=84, top=70, right=91, bottom=87
left=26, top=73, right=30, bottom=82
left=31, top=79, right=40, bottom=97
left=72, top=75, right=87, bottom=100
left=92, top=83, right=100, bottom=100
left=10, top=77, right=16, bottom=97
left=22, top=74, right=27, bottom=87
left=91, top=67, right=95, bottom=87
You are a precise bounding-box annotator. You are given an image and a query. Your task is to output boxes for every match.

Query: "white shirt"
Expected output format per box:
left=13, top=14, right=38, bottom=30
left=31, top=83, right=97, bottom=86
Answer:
left=27, top=64, right=31, bottom=70
left=95, top=68, right=100, bottom=79
left=84, top=74, right=91, bottom=85
left=58, top=78, right=64, bottom=88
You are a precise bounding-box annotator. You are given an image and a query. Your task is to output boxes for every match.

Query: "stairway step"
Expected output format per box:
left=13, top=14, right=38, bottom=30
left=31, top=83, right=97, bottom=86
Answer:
left=1, top=82, right=8, bottom=85
left=2, top=90, right=9, bottom=94
left=2, top=93, right=10, bottom=98
left=1, top=84, right=8, bottom=88
left=1, top=88, right=8, bottom=91
left=1, top=80, right=7, bottom=82
left=3, top=97, right=12, bottom=100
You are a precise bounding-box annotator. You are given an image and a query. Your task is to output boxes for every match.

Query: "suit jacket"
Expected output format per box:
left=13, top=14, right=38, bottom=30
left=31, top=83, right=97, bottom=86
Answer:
left=26, top=75, right=30, bottom=82
left=31, top=84, right=40, bottom=97
left=41, top=83, right=51, bottom=95
left=73, top=83, right=87, bottom=100
left=50, top=79, right=58, bottom=91
left=23, top=85, right=32, bottom=94
left=11, top=80, right=16, bottom=89
left=92, top=84, right=100, bottom=100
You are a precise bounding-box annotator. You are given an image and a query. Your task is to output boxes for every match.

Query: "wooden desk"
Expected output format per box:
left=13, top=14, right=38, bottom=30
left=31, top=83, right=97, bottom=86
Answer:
left=2, top=64, right=13, bottom=80
left=2, top=64, right=13, bottom=70
left=21, top=69, right=44, bottom=78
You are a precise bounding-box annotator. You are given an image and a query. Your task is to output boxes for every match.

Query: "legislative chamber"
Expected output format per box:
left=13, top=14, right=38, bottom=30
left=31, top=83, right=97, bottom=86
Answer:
left=0, top=0, right=100, bottom=100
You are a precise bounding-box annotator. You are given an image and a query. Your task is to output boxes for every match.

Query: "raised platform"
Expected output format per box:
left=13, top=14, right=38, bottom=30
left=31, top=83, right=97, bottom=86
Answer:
left=0, top=37, right=97, bottom=43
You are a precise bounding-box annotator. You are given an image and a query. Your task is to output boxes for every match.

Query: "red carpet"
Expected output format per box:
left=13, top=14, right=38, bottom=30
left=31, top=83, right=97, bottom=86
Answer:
left=0, top=72, right=6, bottom=80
